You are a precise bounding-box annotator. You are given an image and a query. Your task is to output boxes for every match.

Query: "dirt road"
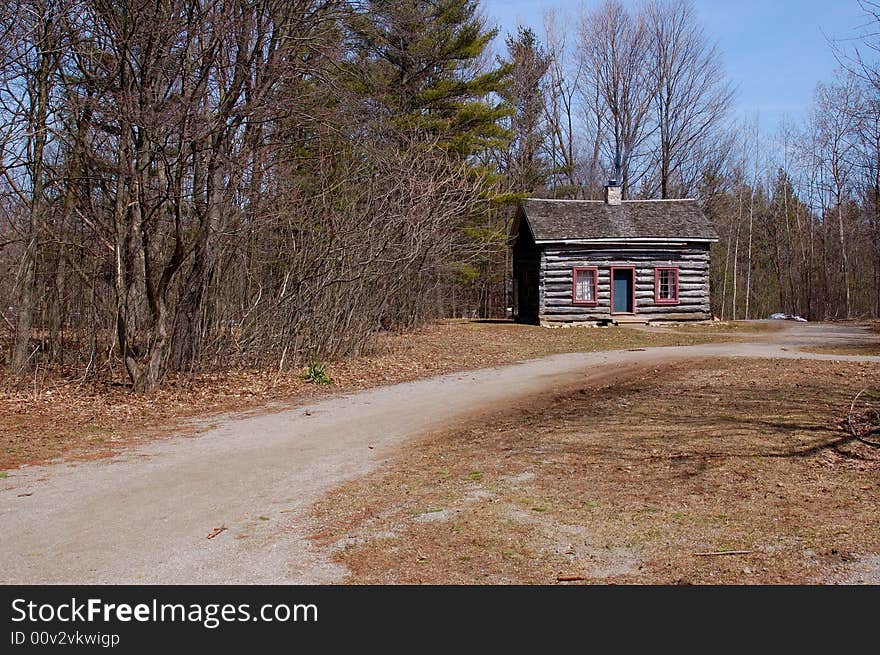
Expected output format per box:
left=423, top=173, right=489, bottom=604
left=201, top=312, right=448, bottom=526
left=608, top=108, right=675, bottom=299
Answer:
left=1, top=323, right=877, bottom=583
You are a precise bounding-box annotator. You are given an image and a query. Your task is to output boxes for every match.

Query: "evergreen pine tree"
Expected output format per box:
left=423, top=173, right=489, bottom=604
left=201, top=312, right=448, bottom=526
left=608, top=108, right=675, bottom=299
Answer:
left=347, top=0, right=510, bottom=159
left=496, top=26, right=552, bottom=197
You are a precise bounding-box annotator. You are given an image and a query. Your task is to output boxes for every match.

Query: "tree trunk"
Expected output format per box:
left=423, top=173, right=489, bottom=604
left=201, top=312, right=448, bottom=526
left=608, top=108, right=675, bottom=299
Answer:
left=837, top=202, right=851, bottom=318
left=9, top=34, right=53, bottom=375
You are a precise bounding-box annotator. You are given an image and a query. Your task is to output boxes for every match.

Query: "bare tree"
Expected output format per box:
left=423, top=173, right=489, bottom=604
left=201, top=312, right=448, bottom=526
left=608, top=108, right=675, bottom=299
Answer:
left=578, top=0, right=656, bottom=197
left=856, top=90, right=880, bottom=316
left=744, top=117, right=760, bottom=320
left=811, top=76, right=861, bottom=318
left=0, top=0, right=66, bottom=374
left=543, top=9, right=585, bottom=198
left=0, top=0, right=498, bottom=390
left=642, top=0, right=734, bottom=198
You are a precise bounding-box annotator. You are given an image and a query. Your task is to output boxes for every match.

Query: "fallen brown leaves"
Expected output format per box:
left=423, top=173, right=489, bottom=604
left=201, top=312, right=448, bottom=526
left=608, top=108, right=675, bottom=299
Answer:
left=310, top=357, right=880, bottom=585
left=0, top=321, right=719, bottom=471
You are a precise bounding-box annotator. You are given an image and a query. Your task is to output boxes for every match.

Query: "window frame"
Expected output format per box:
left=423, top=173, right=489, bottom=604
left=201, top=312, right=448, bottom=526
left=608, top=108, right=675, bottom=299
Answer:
left=571, top=266, right=599, bottom=306
left=654, top=266, right=680, bottom=305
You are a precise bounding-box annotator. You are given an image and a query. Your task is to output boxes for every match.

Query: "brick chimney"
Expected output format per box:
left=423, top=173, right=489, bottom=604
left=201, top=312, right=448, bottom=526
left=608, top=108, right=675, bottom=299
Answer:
left=604, top=180, right=622, bottom=205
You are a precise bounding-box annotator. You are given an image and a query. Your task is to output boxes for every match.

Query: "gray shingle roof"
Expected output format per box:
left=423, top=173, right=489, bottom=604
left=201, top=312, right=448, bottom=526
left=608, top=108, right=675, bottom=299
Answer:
left=520, top=198, right=717, bottom=242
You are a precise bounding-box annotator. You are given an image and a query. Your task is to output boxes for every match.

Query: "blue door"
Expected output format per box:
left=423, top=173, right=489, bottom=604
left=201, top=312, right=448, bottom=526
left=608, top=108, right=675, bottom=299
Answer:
left=613, top=269, right=633, bottom=313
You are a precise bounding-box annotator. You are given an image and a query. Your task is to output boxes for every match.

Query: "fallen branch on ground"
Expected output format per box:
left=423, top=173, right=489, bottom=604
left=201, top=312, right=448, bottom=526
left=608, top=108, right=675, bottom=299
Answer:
left=846, top=390, right=880, bottom=448
left=694, top=550, right=752, bottom=557
left=206, top=525, right=227, bottom=539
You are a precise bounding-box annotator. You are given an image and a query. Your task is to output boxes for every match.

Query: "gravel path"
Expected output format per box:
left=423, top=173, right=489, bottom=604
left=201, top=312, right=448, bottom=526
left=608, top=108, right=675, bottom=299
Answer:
left=1, top=323, right=877, bottom=584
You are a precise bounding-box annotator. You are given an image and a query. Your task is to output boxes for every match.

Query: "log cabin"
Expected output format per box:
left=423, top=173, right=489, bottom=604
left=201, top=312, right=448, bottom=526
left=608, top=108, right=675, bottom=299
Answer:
left=510, top=181, right=718, bottom=326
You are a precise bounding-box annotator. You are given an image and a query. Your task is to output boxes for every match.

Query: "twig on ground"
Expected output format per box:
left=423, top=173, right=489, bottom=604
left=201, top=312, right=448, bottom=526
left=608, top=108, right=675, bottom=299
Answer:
left=847, top=390, right=880, bottom=448
left=206, top=525, right=227, bottom=539
left=694, top=550, right=752, bottom=557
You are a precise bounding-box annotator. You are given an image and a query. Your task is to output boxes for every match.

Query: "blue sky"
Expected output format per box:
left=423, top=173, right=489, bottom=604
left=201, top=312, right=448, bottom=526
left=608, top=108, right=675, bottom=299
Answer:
left=483, top=0, right=871, bottom=132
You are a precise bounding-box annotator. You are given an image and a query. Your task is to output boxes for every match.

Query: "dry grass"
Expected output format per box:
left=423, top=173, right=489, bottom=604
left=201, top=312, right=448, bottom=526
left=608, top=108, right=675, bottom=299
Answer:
left=0, top=321, right=720, bottom=471
left=652, top=320, right=788, bottom=335
left=310, top=357, right=880, bottom=585
left=800, top=344, right=880, bottom=356
left=849, top=319, right=880, bottom=333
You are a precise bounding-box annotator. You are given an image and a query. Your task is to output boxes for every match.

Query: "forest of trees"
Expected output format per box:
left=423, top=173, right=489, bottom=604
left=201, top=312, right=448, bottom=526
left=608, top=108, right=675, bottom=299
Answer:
left=1, top=0, right=879, bottom=391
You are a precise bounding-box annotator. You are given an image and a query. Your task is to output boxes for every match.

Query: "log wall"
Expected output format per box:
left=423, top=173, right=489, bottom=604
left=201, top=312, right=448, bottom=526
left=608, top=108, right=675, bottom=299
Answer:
left=538, top=244, right=711, bottom=324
